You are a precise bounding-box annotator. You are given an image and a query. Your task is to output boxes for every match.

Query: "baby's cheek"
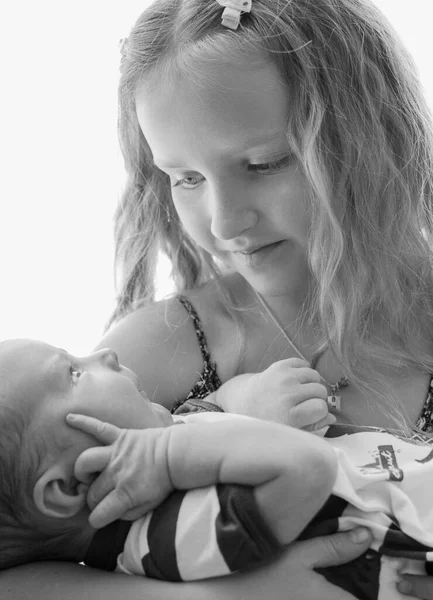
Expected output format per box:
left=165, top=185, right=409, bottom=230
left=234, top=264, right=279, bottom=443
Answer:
left=101, top=403, right=146, bottom=430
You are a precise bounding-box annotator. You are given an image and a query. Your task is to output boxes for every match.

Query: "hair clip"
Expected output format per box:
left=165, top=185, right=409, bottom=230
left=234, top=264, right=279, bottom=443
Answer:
left=216, top=0, right=252, bottom=30
left=119, top=37, right=128, bottom=58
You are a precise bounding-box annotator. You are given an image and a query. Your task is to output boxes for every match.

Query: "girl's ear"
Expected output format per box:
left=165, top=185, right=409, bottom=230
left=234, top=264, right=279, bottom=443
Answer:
left=33, top=465, right=88, bottom=519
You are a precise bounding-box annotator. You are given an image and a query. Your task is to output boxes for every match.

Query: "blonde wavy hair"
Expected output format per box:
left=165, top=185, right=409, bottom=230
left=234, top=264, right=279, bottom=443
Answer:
left=110, top=0, right=433, bottom=424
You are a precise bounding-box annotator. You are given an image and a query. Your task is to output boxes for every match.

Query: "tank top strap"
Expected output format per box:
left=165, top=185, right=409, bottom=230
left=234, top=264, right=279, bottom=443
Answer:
left=177, top=295, right=212, bottom=363
left=170, top=295, right=222, bottom=414
left=415, top=375, right=433, bottom=433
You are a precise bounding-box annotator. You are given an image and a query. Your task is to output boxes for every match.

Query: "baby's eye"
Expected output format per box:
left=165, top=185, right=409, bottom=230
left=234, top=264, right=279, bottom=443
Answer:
left=70, top=366, right=82, bottom=384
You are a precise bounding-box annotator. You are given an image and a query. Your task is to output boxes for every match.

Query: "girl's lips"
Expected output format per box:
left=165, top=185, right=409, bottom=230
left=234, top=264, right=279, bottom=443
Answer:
left=234, top=241, right=285, bottom=268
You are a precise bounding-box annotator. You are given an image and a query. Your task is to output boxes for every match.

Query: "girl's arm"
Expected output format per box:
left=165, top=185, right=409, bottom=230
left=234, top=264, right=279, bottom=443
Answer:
left=0, top=530, right=372, bottom=600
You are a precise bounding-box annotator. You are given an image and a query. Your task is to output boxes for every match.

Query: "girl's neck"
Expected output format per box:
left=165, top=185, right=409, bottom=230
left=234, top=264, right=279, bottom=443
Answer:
left=258, top=292, right=310, bottom=325
left=247, top=276, right=314, bottom=331
left=219, top=271, right=318, bottom=351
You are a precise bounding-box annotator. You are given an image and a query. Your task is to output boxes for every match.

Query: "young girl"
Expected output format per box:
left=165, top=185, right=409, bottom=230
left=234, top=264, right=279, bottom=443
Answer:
left=4, top=0, right=433, bottom=598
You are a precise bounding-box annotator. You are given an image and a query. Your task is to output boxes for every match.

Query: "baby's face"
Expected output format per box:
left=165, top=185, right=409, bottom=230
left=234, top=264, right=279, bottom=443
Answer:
left=0, top=339, right=173, bottom=458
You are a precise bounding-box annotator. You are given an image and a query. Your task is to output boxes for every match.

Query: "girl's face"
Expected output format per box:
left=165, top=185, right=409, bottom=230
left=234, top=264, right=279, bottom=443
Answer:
left=135, top=53, right=312, bottom=298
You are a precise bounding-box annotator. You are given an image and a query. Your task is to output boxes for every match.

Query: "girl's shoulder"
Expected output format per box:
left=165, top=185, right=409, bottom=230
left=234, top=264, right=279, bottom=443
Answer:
left=94, top=275, right=242, bottom=407
left=183, top=271, right=246, bottom=329
left=93, top=294, right=215, bottom=408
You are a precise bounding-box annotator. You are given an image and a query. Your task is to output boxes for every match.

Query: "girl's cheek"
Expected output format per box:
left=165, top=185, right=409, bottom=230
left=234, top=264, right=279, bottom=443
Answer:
left=176, top=205, right=209, bottom=237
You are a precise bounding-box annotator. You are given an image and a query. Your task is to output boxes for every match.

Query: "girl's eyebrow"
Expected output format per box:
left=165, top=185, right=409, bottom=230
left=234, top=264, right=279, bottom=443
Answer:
left=236, top=131, right=287, bottom=151
left=154, top=132, right=288, bottom=170
left=153, top=159, right=186, bottom=170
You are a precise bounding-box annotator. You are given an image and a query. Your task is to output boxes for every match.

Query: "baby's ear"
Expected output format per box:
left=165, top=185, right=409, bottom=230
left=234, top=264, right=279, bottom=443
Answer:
left=33, top=464, right=88, bottom=519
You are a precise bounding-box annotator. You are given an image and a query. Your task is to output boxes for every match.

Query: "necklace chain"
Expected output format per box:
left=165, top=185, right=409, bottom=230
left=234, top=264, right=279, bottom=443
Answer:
left=254, top=290, right=349, bottom=409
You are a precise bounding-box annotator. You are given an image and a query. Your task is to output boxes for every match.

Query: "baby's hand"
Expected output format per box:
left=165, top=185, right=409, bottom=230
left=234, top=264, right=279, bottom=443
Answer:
left=244, top=358, right=335, bottom=433
left=66, top=414, right=174, bottom=529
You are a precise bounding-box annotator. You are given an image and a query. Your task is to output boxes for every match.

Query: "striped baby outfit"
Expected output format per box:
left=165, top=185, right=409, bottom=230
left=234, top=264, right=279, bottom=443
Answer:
left=84, top=413, right=433, bottom=599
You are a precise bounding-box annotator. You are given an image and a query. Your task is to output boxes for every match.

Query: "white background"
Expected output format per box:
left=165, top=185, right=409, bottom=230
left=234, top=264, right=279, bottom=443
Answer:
left=0, top=1, right=431, bottom=355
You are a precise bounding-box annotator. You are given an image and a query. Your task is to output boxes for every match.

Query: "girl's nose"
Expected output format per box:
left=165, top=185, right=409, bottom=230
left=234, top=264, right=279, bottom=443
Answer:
left=92, top=348, right=120, bottom=370
left=209, top=189, right=258, bottom=241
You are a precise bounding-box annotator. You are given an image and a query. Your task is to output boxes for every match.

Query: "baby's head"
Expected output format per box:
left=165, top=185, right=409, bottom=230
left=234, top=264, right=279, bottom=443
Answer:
left=0, top=339, right=173, bottom=569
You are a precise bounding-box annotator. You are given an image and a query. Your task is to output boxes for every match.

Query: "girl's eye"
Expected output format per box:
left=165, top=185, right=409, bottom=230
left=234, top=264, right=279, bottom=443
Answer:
left=70, top=366, right=82, bottom=384
left=172, top=174, right=204, bottom=190
left=171, top=154, right=292, bottom=190
left=249, top=155, right=292, bottom=173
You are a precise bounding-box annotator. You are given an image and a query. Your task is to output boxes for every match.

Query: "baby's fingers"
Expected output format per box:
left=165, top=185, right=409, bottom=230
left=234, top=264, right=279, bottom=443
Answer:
left=398, top=574, right=433, bottom=598
left=304, top=412, right=337, bottom=436
left=289, top=398, right=329, bottom=429
left=74, top=446, right=111, bottom=484
left=88, top=488, right=134, bottom=529
left=66, top=414, right=121, bottom=444
left=279, top=357, right=311, bottom=369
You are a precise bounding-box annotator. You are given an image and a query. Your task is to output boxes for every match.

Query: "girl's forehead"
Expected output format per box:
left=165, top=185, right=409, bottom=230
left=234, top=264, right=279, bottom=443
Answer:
left=138, top=51, right=285, bottom=102
left=135, top=56, right=290, bottom=160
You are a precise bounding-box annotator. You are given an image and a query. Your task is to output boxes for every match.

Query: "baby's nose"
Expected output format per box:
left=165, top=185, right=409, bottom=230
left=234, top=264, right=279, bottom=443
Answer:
left=94, top=348, right=120, bottom=370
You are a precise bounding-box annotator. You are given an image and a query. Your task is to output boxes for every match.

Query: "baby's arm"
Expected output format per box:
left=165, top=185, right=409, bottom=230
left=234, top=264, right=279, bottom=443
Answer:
left=69, top=414, right=337, bottom=545
left=166, top=417, right=338, bottom=545
left=207, top=357, right=336, bottom=433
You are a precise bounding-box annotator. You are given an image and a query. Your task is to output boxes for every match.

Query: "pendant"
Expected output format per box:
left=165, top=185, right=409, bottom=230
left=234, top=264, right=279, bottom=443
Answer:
left=338, top=377, right=350, bottom=388
left=327, top=395, right=341, bottom=411
left=326, top=378, right=349, bottom=412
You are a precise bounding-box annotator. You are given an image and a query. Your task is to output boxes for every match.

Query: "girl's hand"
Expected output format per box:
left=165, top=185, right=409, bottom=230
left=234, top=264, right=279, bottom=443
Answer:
left=236, top=527, right=373, bottom=599
left=67, top=414, right=174, bottom=529
left=220, top=358, right=335, bottom=432
left=398, top=575, right=433, bottom=598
